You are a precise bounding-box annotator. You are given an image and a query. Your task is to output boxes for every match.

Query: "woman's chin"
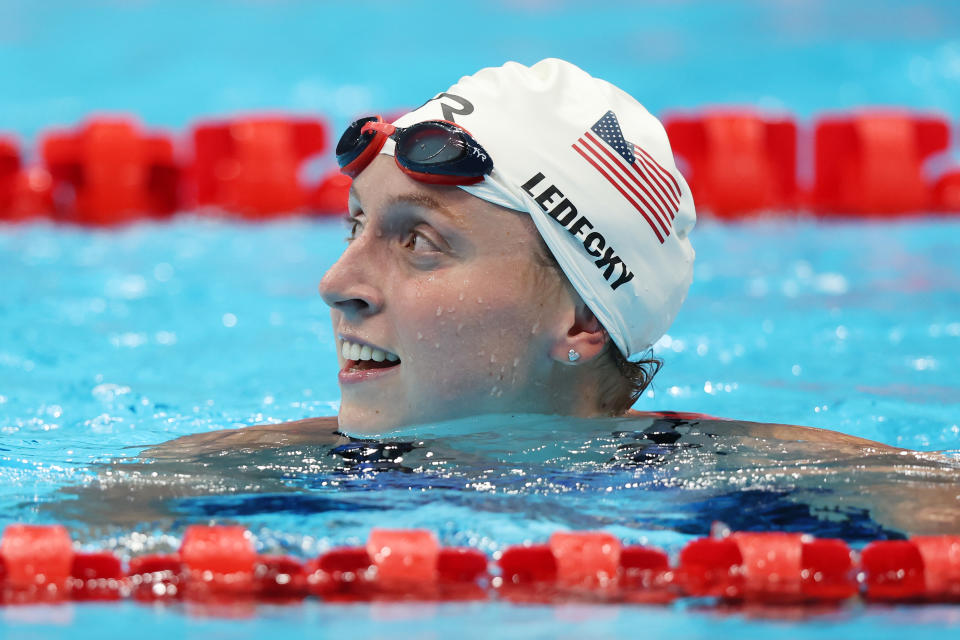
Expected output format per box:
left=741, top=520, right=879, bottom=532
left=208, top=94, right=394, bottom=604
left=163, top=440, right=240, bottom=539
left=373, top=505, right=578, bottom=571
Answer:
left=336, top=403, right=422, bottom=437
left=336, top=402, right=461, bottom=438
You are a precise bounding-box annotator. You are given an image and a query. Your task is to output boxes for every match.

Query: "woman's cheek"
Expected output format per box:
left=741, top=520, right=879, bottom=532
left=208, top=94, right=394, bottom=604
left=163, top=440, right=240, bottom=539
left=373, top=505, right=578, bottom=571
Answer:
left=400, top=262, right=546, bottom=384
left=454, top=306, right=539, bottom=382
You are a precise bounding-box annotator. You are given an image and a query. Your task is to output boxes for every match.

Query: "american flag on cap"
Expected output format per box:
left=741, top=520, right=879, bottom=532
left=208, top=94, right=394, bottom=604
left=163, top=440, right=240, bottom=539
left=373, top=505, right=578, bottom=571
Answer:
left=572, top=111, right=682, bottom=244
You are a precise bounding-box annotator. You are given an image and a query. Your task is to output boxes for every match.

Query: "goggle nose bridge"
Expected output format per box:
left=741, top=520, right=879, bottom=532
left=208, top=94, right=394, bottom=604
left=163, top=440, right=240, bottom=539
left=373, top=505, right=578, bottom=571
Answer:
left=361, top=121, right=397, bottom=137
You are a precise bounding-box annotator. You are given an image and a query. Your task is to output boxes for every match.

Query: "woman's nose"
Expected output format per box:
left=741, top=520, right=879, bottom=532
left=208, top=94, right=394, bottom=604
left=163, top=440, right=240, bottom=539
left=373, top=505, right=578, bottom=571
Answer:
left=318, top=240, right=385, bottom=320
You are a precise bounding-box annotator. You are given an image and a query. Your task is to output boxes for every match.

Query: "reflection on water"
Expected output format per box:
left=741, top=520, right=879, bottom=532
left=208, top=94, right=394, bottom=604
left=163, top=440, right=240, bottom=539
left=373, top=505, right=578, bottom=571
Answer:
left=40, top=413, right=959, bottom=556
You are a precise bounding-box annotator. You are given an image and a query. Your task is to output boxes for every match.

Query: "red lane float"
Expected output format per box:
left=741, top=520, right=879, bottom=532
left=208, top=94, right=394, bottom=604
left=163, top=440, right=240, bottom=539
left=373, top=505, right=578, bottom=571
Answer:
left=619, top=545, right=675, bottom=604
left=190, top=116, right=329, bottom=217
left=678, top=532, right=857, bottom=603
left=664, top=110, right=798, bottom=217
left=812, top=111, right=950, bottom=215
left=0, top=524, right=74, bottom=603
left=0, top=136, right=54, bottom=221
left=180, top=525, right=257, bottom=599
left=128, top=553, right=185, bottom=602
left=308, top=170, right=351, bottom=216
left=40, top=117, right=180, bottom=224
left=5, top=107, right=960, bottom=223
left=70, top=552, right=125, bottom=601
left=497, top=532, right=674, bottom=603
left=496, top=543, right=558, bottom=603
left=551, top=531, right=621, bottom=593
left=368, top=528, right=439, bottom=595
left=914, top=536, right=960, bottom=601
left=934, top=169, right=960, bottom=212
left=436, top=546, right=490, bottom=601
left=255, top=555, right=309, bottom=601
left=306, top=546, right=375, bottom=600
left=309, top=529, right=489, bottom=601
left=862, top=537, right=960, bottom=602
left=2, top=524, right=960, bottom=607
left=0, top=136, right=20, bottom=217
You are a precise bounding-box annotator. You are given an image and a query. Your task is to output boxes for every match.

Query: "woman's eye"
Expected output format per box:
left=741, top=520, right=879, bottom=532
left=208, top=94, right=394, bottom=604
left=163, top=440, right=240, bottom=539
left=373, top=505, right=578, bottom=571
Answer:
left=405, top=231, right=440, bottom=253
left=346, top=217, right=363, bottom=241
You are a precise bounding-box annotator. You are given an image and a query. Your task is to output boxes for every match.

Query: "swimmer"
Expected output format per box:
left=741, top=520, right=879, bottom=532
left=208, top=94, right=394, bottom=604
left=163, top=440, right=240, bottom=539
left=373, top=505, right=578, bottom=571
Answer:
left=161, top=58, right=692, bottom=443
left=145, top=59, right=959, bottom=534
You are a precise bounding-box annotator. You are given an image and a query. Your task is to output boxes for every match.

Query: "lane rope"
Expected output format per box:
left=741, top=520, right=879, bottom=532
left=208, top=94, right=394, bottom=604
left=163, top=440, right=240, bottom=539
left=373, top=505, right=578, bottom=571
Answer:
left=1, top=524, right=957, bottom=606
left=2, top=110, right=960, bottom=224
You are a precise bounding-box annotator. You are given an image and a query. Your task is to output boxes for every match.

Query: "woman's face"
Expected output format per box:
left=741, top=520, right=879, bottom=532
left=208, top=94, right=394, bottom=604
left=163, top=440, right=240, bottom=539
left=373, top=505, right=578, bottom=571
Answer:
left=319, top=155, right=575, bottom=434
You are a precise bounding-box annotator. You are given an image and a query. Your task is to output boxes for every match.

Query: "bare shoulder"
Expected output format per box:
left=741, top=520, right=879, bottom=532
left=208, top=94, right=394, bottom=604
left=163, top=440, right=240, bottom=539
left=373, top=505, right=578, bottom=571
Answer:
left=630, top=410, right=959, bottom=535
left=140, top=416, right=345, bottom=460
left=628, top=410, right=903, bottom=451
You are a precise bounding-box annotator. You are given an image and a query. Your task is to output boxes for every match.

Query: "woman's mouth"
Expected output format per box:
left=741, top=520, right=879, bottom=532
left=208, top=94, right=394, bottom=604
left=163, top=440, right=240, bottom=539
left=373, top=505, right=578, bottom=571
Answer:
left=338, top=337, right=401, bottom=383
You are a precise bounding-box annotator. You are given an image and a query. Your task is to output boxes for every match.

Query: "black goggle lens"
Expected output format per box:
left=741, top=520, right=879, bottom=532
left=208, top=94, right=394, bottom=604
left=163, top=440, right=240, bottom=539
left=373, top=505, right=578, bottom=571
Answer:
left=335, top=116, right=380, bottom=164
left=398, top=126, right=467, bottom=165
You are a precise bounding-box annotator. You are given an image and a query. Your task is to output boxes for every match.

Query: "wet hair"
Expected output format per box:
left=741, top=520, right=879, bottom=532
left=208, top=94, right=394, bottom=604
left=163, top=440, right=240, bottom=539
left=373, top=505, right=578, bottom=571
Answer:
left=530, top=236, right=662, bottom=415
left=602, top=345, right=662, bottom=415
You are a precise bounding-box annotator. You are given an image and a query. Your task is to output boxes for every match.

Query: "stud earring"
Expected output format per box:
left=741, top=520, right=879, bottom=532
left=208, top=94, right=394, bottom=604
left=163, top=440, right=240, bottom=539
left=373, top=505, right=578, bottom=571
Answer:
left=568, top=349, right=581, bottom=362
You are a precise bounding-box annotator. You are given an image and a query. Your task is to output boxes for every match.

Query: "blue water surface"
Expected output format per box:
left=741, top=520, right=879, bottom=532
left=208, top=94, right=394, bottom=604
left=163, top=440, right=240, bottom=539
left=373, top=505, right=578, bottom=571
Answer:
left=2, top=0, right=960, bottom=637
left=1, top=215, right=958, bottom=637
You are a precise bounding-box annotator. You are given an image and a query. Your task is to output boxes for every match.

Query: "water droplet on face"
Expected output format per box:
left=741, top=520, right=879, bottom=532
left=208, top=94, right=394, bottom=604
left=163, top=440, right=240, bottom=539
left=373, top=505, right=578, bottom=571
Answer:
left=531, top=321, right=540, bottom=334
left=513, top=357, right=520, bottom=368
left=458, top=292, right=465, bottom=301
left=436, top=306, right=443, bottom=316
left=417, top=332, right=423, bottom=340
left=490, top=354, right=497, bottom=363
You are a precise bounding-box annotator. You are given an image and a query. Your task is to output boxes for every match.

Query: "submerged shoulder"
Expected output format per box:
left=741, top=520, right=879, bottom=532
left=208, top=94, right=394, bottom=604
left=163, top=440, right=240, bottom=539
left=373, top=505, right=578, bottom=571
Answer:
left=141, top=416, right=344, bottom=459
left=626, top=409, right=902, bottom=451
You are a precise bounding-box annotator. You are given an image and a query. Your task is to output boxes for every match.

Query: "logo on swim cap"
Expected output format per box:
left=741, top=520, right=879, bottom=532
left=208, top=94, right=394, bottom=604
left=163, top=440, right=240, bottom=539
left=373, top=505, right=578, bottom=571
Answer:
left=414, top=92, right=475, bottom=124
left=572, top=111, right=682, bottom=245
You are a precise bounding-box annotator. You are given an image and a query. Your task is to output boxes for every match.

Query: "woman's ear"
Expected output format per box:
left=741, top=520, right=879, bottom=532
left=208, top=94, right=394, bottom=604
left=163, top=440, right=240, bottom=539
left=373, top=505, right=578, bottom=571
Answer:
left=549, top=302, right=608, bottom=364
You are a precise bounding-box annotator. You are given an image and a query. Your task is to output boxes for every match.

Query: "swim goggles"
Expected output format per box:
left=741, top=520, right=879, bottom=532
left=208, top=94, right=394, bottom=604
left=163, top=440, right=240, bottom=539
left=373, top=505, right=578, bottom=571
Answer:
left=335, top=116, right=494, bottom=185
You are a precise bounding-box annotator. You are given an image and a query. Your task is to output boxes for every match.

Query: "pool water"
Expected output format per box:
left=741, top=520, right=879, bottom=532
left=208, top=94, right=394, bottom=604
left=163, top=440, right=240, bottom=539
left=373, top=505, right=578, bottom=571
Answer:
left=1, top=216, right=959, bottom=637
left=2, top=0, right=960, bottom=637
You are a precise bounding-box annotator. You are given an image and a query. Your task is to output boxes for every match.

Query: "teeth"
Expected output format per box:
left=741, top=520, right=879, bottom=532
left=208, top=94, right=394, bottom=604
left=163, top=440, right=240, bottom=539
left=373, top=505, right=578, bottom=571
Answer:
left=339, top=338, right=399, bottom=363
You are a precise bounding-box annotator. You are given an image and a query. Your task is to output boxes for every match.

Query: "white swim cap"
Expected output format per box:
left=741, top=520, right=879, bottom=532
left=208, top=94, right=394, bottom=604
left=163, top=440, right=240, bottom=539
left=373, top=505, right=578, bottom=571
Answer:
left=384, top=58, right=696, bottom=360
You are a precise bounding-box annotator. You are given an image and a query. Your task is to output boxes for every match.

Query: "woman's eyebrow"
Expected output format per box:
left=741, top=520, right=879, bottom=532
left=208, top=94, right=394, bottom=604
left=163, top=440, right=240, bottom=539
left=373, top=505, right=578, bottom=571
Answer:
left=386, top=192, right=465, bottom=225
